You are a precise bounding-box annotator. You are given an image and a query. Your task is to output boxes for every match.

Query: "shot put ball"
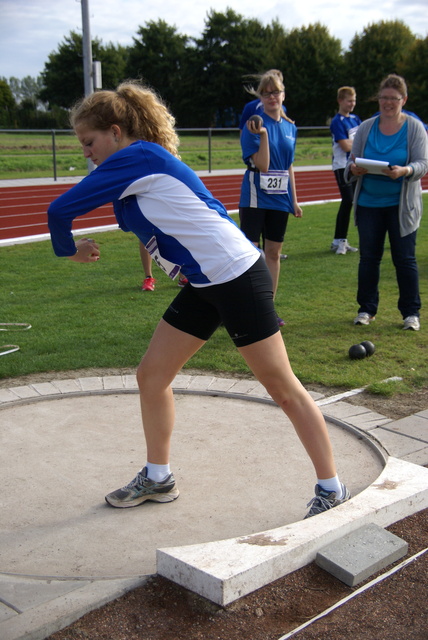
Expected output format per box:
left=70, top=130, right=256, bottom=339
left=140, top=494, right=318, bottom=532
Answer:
left=360, top=340, right=375, bottom=356
left=348, top=343, right=367, bottom=360
left=248, top=114, right=264, bottom=127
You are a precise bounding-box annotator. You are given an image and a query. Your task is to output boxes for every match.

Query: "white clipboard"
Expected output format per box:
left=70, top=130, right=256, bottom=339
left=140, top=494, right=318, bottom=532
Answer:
left=355, top=158, right=391, bottom=175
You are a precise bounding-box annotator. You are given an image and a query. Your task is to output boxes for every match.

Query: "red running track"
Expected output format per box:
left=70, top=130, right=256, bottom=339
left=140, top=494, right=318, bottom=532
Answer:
left=1, top=170, right=427, bottom=241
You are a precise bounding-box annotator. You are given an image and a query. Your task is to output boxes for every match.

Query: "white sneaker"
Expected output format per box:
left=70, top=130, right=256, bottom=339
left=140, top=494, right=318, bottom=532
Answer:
left=354, top=312, right=375, bottom=325
left=335, top=239, right=348, bottom=255
left=345, top=241, right=358, bottom=253
left=335, top=239, right=358, bottom=254
left=403, top=315, right=420, bottom=331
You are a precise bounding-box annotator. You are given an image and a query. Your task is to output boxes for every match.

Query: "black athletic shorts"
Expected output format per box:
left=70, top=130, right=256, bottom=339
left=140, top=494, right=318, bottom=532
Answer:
left=162, top=256, right=279, bottom=347
left=239, top=207, right=290, bottom=243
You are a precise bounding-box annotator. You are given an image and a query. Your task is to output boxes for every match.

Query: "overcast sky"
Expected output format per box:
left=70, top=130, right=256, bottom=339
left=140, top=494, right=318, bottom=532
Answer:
left=1, top=0, right=427, bottom=80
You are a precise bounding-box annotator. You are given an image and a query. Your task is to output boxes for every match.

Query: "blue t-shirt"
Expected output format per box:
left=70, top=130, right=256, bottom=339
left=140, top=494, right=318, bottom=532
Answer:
left=239, top=113, right=297, bottom=212
left=358, top=119, right=408, bottom=208
left=48, top=141, right=259, bottom=286
left=330, top=112, right=361, bottom=170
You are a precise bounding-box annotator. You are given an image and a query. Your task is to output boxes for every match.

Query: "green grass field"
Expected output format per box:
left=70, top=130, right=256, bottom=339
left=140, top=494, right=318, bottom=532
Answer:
left=0, top=130, right=332, bottom=179
left=1, top=199, right=427, bottom=398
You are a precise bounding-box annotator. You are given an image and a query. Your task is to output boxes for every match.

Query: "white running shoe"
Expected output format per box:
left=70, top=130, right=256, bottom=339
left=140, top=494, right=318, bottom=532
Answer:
left=403, top=315, right=420, bottom=331
left=335, top=239, right=358, bottom=254
left=335, top=239, right=348, bottom=254
left=345, top=241, right=358, bottom=252
left=354, top=312, right=375, bottom=325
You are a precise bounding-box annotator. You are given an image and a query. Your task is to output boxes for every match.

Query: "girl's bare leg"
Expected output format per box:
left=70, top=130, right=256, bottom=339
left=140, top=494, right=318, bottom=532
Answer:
left=139, top=241, right=153, bottom=277
left=263, top=239, right=282, bottom=298
left=239, top=331, right=336, bottom=479
left=137, top=319, right=206, bottom=464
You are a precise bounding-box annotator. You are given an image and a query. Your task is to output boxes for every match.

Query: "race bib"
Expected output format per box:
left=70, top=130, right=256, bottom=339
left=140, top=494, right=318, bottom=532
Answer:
left=145, top=236, right=181, bottom=280
left=260, top=170, right=289, bottom=194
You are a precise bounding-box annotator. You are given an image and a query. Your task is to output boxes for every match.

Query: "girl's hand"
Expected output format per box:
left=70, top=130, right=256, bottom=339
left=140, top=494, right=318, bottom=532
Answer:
left=69, top=238, right=100, bottom=263
left=246, top=118, right=267, bottom=136
left=293, top=204, right=303, bottom=218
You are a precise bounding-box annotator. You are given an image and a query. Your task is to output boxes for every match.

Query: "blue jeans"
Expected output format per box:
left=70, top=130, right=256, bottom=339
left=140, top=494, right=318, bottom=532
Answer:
left=356, top=204, right=420, bottom=319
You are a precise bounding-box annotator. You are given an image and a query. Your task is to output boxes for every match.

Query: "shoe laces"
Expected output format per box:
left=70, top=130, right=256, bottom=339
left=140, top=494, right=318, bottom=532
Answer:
left=124, top=469, right=147, bottom=490
left=306, top=490, right=335, bottom=514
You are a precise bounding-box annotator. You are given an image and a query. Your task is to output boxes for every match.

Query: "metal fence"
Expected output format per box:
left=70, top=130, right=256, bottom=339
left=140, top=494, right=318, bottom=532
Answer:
left=0, top=126, right=331, bottom=180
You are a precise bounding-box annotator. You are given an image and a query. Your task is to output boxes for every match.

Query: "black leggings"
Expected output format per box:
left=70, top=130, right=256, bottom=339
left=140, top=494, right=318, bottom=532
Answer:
left=333, top=168, right=356, bottom=239
left=163, top=256, right=279, bottom=347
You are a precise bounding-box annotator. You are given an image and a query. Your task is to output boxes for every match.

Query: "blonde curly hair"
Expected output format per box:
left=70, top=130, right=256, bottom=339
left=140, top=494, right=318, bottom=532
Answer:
left=70, top=80, right=180, bottom=157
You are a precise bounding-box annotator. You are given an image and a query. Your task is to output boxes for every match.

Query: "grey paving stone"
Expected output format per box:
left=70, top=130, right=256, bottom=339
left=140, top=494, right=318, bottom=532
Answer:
left=187, top=375, right=216, bottom=390
left=316, top=523, right=408, bottom=586
left=103, top=375, right=125, bottom=389
left=344, top=412, right=392, bottom=430
left=0, top=576, right=89, bottom=614
left=401, top=447, right=428, bottom=466
left=124, top=374, right=138, bottom=389
left=383, top=415, right=428, bottom=440
left=207, top=377, right=237, bottom=392
left=0, top=601, right=18, bottom=623
left=172, top=374, right=193, bottom=389
left=5, top=385, right=40, bottom=400
left=52, top=379, right=82, bottom=394
left=78, top=377, right=104, bottom=391
left=227, top=380, right=261, bottom=394
left=322, top=401, right=372, bottom=419
left=0, top=388, right=26, bottom=404
left=29, top=382, right=59, bottom=396
left=372, top=417, right=428, bottom=457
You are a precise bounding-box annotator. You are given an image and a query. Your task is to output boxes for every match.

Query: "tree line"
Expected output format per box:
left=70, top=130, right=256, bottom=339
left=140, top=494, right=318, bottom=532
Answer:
left=1, top=11, right=427, bottom=129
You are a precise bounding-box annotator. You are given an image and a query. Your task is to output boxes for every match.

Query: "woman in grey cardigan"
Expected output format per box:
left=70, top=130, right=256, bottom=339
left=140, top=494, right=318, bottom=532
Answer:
left=345, top=74, right=428, bottom=331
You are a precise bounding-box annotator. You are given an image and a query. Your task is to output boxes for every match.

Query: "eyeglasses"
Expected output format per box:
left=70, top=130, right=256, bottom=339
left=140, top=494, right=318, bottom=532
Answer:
left=260, top=90, right=282, bottom=98
left=378, top=96, right=403, bottom=102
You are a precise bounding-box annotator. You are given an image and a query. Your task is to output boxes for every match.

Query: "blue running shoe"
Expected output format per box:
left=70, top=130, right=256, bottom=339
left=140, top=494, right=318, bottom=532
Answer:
left=105, top=466, right=179, bottom=508
left=304, top=483, right=350, bottom=518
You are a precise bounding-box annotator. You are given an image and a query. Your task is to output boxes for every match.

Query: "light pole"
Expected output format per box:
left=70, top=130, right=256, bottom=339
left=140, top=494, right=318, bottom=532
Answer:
left=81, top=0, right=94, bottom=97
left=81, top=0, right=95, bottom=172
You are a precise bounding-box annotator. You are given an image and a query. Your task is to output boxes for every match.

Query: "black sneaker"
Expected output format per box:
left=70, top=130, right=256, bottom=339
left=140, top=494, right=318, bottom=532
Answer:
left=304, top=483, right=350, bottom=518
left=105, top=467, right=179, bottom=508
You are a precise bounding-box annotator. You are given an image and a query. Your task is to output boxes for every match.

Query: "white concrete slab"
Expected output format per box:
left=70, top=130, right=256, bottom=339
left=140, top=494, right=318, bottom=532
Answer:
left=157, top=458, right=428, bottom=605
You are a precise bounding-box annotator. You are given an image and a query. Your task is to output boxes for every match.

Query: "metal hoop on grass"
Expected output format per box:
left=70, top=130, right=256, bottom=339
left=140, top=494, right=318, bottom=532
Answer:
left=0, top=345, right=20, bottom=357
left=0, top=323, right=32, bottom=331
left=0, top=322, right=32, bottom=356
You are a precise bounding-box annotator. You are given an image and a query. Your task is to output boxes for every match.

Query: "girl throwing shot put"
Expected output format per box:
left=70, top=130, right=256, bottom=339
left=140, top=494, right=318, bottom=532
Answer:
left=48, top=80, right=350, bottom=518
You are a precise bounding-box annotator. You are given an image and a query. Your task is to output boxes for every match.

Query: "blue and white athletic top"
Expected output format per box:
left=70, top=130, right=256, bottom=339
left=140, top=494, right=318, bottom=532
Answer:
left=330, top=112, right=361, bottom=171
left=239, top=113, right=297, bottom=212
left=48, top=141, right=259, bottom=287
